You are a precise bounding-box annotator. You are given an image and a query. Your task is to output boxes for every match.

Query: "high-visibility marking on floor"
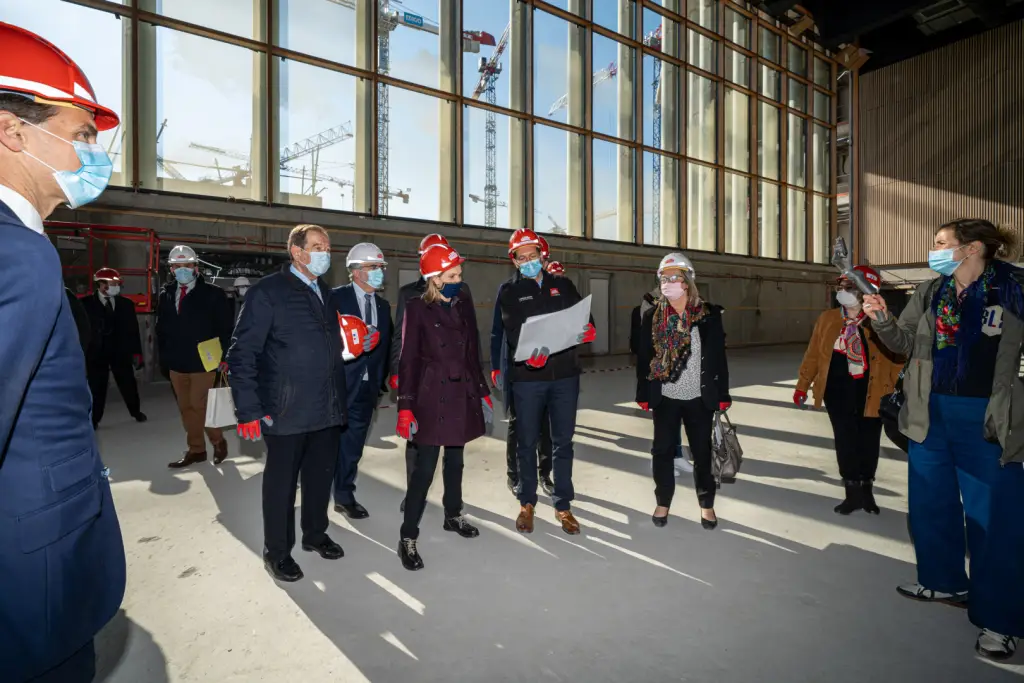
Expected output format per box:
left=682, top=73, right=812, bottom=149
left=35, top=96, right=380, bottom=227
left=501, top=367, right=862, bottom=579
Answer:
left=333, top=516, right=393, bottom=553
left=544, top=533, right=607, bottom=559
left=471, top=517, right=558, bottom=559
left=380, top=631, right=418, bottom=660
left=723, top=529, right=799, bottom=554
left=366, top=572, right=425, bottom=615
left=587, top=536, right=712, bottom=587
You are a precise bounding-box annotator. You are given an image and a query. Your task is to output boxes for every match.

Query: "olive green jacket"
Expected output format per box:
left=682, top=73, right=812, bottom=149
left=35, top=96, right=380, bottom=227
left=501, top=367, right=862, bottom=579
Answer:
left=870, top=278, right=1024, bottom=465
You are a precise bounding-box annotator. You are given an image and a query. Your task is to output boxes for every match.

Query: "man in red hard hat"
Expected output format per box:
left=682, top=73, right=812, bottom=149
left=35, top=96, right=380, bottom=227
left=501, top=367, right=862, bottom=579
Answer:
left=0, top=21, right=125, bottom=683
left=81, top=267, right=147, bottom=429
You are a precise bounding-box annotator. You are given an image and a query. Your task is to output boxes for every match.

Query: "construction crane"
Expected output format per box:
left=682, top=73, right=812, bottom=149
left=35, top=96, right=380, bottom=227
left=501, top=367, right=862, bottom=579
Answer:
left=546, top=62, right=619, bottom=116
left=644, top=25, right=664, bottom=243
left=325, top=0, right=494, bottom=215
left=470, top=22, right=511, bottom=228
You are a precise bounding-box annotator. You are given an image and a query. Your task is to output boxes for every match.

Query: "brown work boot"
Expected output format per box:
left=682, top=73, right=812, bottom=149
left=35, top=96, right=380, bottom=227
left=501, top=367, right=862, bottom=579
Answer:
left=213, top=440, right=228, bottom=465
left=168, top=451, right=207, bottom=469
left=555, top=509, right=581, bottom=535
left=515, top=504, right=535, bottom=534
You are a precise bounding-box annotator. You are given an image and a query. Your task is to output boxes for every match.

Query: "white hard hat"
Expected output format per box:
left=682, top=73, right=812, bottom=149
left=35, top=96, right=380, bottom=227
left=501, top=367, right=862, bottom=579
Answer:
left=346, top=242, right=387, bottom=268
left=657, top=252, right=695, bottom=279
left=168, top=245, right=198, bottom=265
left=233, top=276, right=251, bottom=288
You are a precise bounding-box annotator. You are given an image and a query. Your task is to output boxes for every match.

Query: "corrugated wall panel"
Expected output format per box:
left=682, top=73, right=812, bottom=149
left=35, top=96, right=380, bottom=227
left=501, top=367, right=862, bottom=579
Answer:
left=860, top=19, right=1024, bottom=267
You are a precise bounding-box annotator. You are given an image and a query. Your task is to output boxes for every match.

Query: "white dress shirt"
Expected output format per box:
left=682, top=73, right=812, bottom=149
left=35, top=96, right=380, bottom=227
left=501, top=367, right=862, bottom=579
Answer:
left=0, top=184, right=44, bottom=235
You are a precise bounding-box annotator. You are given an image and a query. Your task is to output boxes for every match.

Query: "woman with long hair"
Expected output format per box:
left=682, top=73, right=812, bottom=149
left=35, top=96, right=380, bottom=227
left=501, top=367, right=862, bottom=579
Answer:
left=795, top=265, right=904, bottom=514
left=395, top=244, right=492, bottom=571
left=863, top=218, right=1024, bottom=660
left=635, top=253, right=731, bottom=529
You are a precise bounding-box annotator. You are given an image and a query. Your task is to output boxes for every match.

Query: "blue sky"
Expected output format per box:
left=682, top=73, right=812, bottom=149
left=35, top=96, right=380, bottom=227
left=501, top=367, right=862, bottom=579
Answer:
left=3, top=0, right=716, bottom=243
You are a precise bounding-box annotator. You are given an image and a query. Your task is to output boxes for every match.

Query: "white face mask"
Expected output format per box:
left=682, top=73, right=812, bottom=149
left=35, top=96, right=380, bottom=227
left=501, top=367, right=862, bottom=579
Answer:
left=107, top=285, right=121, bottom=297
left=836, top=290, right=860, bottom=308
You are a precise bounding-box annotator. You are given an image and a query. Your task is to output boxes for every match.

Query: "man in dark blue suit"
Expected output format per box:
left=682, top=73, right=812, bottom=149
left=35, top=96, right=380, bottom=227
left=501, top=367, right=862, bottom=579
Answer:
left=0, top=23, right=125, bottom=683
left=329, top=242, right=392, bottom=519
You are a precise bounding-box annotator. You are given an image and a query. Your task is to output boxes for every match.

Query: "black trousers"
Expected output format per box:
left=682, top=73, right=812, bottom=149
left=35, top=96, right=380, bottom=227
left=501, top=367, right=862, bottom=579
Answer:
left=401, top=444, right=464, bottom=540
left=262, top=426, right=341, bottom=560
left=826, top=408, right=883, bottom=481
left=652, top=397, right=716, bottom=509
left=505, top=388, right=553, bottom=481
left=87, top=353, right=140, bottom=426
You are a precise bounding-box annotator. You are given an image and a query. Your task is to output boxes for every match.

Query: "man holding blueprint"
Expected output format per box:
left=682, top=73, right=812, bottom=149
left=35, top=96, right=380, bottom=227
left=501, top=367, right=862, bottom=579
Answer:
left=497, top=229, right=596, bottom=536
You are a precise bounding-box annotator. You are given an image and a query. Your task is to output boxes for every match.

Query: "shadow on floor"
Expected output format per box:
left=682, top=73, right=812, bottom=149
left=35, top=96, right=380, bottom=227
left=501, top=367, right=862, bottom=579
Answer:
left=95, top=610, right=170, bottom=683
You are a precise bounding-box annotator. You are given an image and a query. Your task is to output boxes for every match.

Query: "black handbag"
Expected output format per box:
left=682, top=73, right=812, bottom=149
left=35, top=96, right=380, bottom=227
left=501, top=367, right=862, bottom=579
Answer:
left=879, top=366, right=908, bottom=452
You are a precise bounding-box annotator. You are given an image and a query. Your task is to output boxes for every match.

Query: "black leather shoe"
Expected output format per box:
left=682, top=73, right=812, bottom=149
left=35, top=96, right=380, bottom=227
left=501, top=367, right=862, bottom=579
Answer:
left=398, top=538, right=424, bottom=571
left=335, top=502, right=369, bottom=519
left=263, top=552, right=303, bottom=582
left=700, top=511, right=718, bottom=530
left=132, top=412, right=148, bottom=423
left=443, top=515, right=480, bottom=538
left=168, top=451, right=207, bottom=469
left=540, top=474, right=555, bottom=496
left=652, top=515, right=668, bottom=527
left=301, top=536, right=344, bottom=560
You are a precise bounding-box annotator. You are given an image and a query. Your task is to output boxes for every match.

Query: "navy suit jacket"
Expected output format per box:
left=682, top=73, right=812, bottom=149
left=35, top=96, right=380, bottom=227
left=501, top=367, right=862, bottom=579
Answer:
left=329, top=283, right=392, bottom=405
left=0, top=201, right=126, bottom=681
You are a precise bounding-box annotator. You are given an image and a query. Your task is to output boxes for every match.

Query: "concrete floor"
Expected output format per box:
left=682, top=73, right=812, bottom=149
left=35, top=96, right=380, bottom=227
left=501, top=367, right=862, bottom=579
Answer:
left=90, top=346, right=1022, bottom=683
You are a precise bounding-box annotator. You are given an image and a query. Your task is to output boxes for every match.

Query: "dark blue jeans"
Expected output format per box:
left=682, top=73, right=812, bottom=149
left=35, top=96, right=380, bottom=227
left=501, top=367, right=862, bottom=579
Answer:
left=909, top=394, right=1024, bottom=637
left=334, top=380, right=375, bottom=505
left=512, top=376, right=580, bottom=511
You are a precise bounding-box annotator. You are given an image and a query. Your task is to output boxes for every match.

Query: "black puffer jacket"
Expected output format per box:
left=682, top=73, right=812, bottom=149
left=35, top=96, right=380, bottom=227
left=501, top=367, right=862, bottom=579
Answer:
left=226, top=266, right=347, bottom=436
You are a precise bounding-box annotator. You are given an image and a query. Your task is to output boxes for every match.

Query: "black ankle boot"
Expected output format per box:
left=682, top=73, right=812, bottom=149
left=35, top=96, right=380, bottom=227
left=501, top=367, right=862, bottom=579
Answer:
left=861, top=480, right=880, bottom=514
left=834, top=480, right=862, bottom=515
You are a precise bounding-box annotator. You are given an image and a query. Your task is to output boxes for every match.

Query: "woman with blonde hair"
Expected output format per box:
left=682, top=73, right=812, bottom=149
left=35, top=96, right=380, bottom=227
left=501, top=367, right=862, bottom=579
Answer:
left=395, top=244, right=492, bottom=571
left=635, top=253, right=731, bottom=529
left=863, top=218, right=1024, bottom=660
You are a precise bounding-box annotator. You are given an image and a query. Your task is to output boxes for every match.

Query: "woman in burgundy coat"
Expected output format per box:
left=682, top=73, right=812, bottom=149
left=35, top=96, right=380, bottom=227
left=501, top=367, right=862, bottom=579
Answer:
left=396, top=244, right=493, bottom=570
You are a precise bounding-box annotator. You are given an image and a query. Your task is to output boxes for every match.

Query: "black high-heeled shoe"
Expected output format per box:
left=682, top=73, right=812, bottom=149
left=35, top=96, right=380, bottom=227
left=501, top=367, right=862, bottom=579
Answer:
left=652, top=514, right=668, bottom=527
left=700, top=510, right=718, bottom=530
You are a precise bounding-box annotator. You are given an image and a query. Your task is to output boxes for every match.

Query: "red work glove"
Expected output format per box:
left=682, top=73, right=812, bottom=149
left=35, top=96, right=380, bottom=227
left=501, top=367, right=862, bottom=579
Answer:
left=397, top=410, right=418, bottom=440
left=132, top=354, right=144, bottom=370
left=388, top=375, right=399, bottom=390
left=793, top=390, right=808, bottom=406
left=637, top=402, right=649, bottom=412
left=490, top=370, right=501, bottom=387
left=718, top=402, right=732, bottom=412
left=525, top=348, right=549, bottom=369
left=238, top=416, right=272, bottom=441
left=577, top=322, right=596, bottom=344
left=218, top=361, right=229, bottom=375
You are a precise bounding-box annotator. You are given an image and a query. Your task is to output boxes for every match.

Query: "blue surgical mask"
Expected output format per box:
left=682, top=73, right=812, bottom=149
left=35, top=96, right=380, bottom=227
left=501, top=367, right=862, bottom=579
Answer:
left=519, top=259, right=543, bottom=279
left=928, top=246, right=965, bottom=277
left=440, top=282, right=463, bottom=299
left=367, top=269, right=385, bottom=289
left=174, top=267, right=196, bottom=285
left=21, top=119, right=113, bottom=209
left=307, top=251, right=331, bottom=277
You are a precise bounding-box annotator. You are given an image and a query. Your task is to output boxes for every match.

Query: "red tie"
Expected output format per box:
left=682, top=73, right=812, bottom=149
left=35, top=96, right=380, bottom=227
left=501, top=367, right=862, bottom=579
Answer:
left=177, top=285, right=187, bottom=313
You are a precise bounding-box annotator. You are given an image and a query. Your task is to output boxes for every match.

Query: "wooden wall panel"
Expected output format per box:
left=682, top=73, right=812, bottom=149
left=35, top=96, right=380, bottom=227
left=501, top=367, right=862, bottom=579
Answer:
left=859, top=19, right=1024, bottom=267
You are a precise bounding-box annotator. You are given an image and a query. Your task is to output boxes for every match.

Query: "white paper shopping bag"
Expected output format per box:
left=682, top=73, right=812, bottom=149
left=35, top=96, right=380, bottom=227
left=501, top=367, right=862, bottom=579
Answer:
left=205, top=386, right=237, bottom=429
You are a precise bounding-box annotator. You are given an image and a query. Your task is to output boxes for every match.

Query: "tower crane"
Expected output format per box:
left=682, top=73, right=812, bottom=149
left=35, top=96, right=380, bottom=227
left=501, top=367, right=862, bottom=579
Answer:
left=470, top=22, right=511, bottom=228
left=325, top=0, right=494, bottom=215
left=643, top=25, right=664, bottom=243
left=546, top=63, right=619, bottom=116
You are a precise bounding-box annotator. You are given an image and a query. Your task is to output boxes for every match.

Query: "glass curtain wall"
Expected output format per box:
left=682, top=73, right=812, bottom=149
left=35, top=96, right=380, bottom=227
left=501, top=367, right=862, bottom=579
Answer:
left=10, top=0, right=836, bottom=261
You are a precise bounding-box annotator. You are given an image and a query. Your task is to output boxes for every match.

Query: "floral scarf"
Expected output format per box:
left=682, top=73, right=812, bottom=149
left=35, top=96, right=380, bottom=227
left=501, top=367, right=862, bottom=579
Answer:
left=833, top=309, right=867, bottom=379
left=931, top=264, right=998, bottom=392
left=648, top=298, right=708, bottom=382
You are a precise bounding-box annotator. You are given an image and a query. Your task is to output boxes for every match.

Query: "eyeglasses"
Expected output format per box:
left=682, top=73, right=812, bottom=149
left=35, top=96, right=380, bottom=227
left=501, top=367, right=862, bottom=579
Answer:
left=658, top=274, right=687, bottom=285
left=515, top=254, right=540, bottom=264
left=360, top=264, right=385, bottom=272
left=834, top=283, right=858, bottom=292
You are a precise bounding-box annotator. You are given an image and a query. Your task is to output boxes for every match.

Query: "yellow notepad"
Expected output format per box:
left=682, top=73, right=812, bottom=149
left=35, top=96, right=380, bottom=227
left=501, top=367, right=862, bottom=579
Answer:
left=197, top=338, right=223, bottom=372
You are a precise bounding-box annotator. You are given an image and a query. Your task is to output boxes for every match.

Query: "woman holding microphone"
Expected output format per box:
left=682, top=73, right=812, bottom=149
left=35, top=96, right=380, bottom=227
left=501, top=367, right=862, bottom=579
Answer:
left=635, top=253, right=731, bottom=529
left=863, top=218, right=1024, bottom=660
left=395, top=244, right=492, bottom=571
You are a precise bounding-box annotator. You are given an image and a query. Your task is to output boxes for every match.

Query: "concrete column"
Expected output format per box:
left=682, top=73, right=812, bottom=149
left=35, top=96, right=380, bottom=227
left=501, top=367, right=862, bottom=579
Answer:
left=509, top=0, right=529, bottom=228
left=353, top=1, right=375, bottom=214
left=135, top=0, right=158, bottom=191
left=250, top=0, right=268, bottom=203
left=660, top=5, right=681, bottom=244
left=438, top=0, right=459, bottom=223
left=566, top=0, right=586, bottom=237
left=616, top=0, right=636, bottom=242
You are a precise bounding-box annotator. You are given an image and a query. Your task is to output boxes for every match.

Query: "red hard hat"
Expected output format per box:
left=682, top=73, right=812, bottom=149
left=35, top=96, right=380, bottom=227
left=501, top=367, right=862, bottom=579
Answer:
left=93, top=267, right=122, bottom=283
left=420, top=244, right=465, bottom=279
left=0, top=22, right=120, bottom=131
left=537, top=234, right=550, bottom=260
left=545, top=261, right=565, bottom=275
left=508, top=228, right=543, bottom=260
left=847, top=265, right=881, bottom=289
left=338, top=314, right=370, bottom=362
left=419, top=233, right=449, bottom=255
